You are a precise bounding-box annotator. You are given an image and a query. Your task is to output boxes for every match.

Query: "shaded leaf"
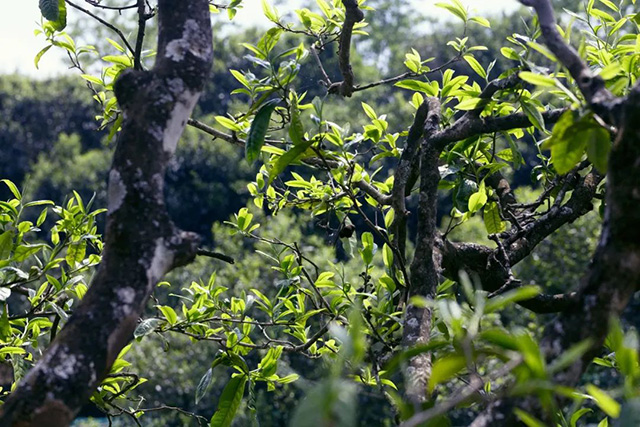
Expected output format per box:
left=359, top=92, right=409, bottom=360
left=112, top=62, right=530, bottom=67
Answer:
left=210, top=375, right=247, bottom=427
left=195, top=368, right=213, bottom=405
left=246, top=99, right=279, bottom=164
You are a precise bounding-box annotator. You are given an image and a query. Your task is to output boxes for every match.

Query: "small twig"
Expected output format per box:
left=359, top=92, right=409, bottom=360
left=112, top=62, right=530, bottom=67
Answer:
left=133, top=0, right=147, bottom=70
left=353, top=55, right=461, bottom=93
left=310, top=44, right=332, bottom=87
left=196, top=249, right=235, bottom=264
left=66, top=1, right=136, bottom=57
left=85, top=0, right=138, bottom=11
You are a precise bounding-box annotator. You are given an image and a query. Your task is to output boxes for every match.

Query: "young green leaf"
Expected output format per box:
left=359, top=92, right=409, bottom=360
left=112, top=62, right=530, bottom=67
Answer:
left=587, top=384, right=621, bottom=418
left=288, top=95, right=305, bottom=146
left=394, top=79, right=438, bottom=96
left=158, top=305, right=178, bottom=325
left=519, top=71, right=556, bottom=88
left=246, top=99, right=279, bottom=164
left=1, top=180, right=21, bottom=200
left=463, top=54, right=487, bottom=79
left=585, top=126, right=611, bottom=173
left=428, top=354, right=467, bottom=393
left=468, top=180, right=487, bottom=213
left=483, top=202, right=507, bottom=234
left=514, top=409, right=546, bottom=427
left=484, top=286, right=541, bottom=313
left=520, top=99, right=545, bottom=133
left=269, top=138, right=314, bottom=184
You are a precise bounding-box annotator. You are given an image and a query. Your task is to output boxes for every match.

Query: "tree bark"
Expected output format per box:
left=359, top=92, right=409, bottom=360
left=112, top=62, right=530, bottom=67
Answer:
left=0, top=1, right=212, bottom=425
left=402, top=98, right=442, bottom=406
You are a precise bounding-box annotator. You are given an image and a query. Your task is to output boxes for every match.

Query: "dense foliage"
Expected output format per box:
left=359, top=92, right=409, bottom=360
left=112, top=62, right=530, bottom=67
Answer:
left=1, top=0, right=640, bottom=426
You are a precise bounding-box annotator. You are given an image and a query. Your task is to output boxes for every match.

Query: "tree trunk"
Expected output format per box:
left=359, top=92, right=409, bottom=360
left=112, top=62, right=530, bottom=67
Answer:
left=0, top=2, right=212, bottom=425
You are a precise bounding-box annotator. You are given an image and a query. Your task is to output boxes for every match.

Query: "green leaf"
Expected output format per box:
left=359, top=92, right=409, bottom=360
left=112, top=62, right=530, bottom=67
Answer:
left=51, top=0, right=67, bottom=31
left=158, top=305, right=178, bottom=325
left=541, top=109, right=574, bottom=154
left=361, top=102, right=377, bottom=120
left=359, top=232, right=375, bottom=265
left=40, top=0, right=67, bottom=31
left=39, top=0, right=59, bottom=21
left=394, top=79, right=438, bottom=96
left=514, top=409, right=546, bottom=427
left=469, top=16, right=491, bottom=27
left=521, top=99, right=545, bottom=133
left=14, top=244, right=45, bottom=262
left=484, top=286, right=541, bottom=313
left=435, top=0, right=467, bottom=22
left=429, top=354, right=467, bottom=393
left=501, top=47, right=520, bottom=61
left=102, top=55, right=133, bottom=68
left=80, top=74, right=103, bottom=85
left=570, top=408, right=592, bottom=427
left=382, top=244, right=394, bottom=270
left=246, top=99, right=279, bottom=164
left=262, top=0, right=279, bottom=23
left=483, top=202, right=507, bottom=234
left=65, top=241, right=86, bottom=268
left=269, top=138, right=314, bottom=183
left=455, top=98, right=483, bottom=110
left=258, top=346, right=283, bottom=378
left=548, top=339, right=593, bottom=374
left=0, top=347, right=26, bottom=356
left=0, top=231, right=13, bottom=260
left=34, top=45, right=53, bottom=70
left=215, top=116, right=242, bottom=131
left=210, top=375, right=248, bottom=427
left=134, top=318, right=162, bottom=339
left=468, top=180, right=487, bottom=213
left=288, top=95, right=305, bottom=146
left=587, top=384, right=621, bottom=418
left=463, top=54, right=486, bottom=79
left=585, top=126, right=611, bottom=173
left=1, top=180, right=21, bottom=200
left=195, top=368, right=213, bottom=405
left=551, top=131, right=587, bottom=175
left=519, top=71, right=556, bottom=87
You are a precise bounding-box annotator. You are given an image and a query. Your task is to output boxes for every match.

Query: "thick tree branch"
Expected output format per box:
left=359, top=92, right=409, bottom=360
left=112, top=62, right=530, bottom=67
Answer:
left=390, top=101, right=431, bottom=260
left=520, top=0, right=619, bottom=122
left=0, top=2, right=213, bottom=425
left=467, top=73, right=522, bottom=117
left=328, top=0, right=364, bottom=97
left=133, top=0, right=147, bottom=70
left=402, top=98, right=442, bottom=406
left=353, top=179, right=392, bottom=205
left=441, top=170, right=601, bottom=313
left=430, top=108, right=566, bottom=152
